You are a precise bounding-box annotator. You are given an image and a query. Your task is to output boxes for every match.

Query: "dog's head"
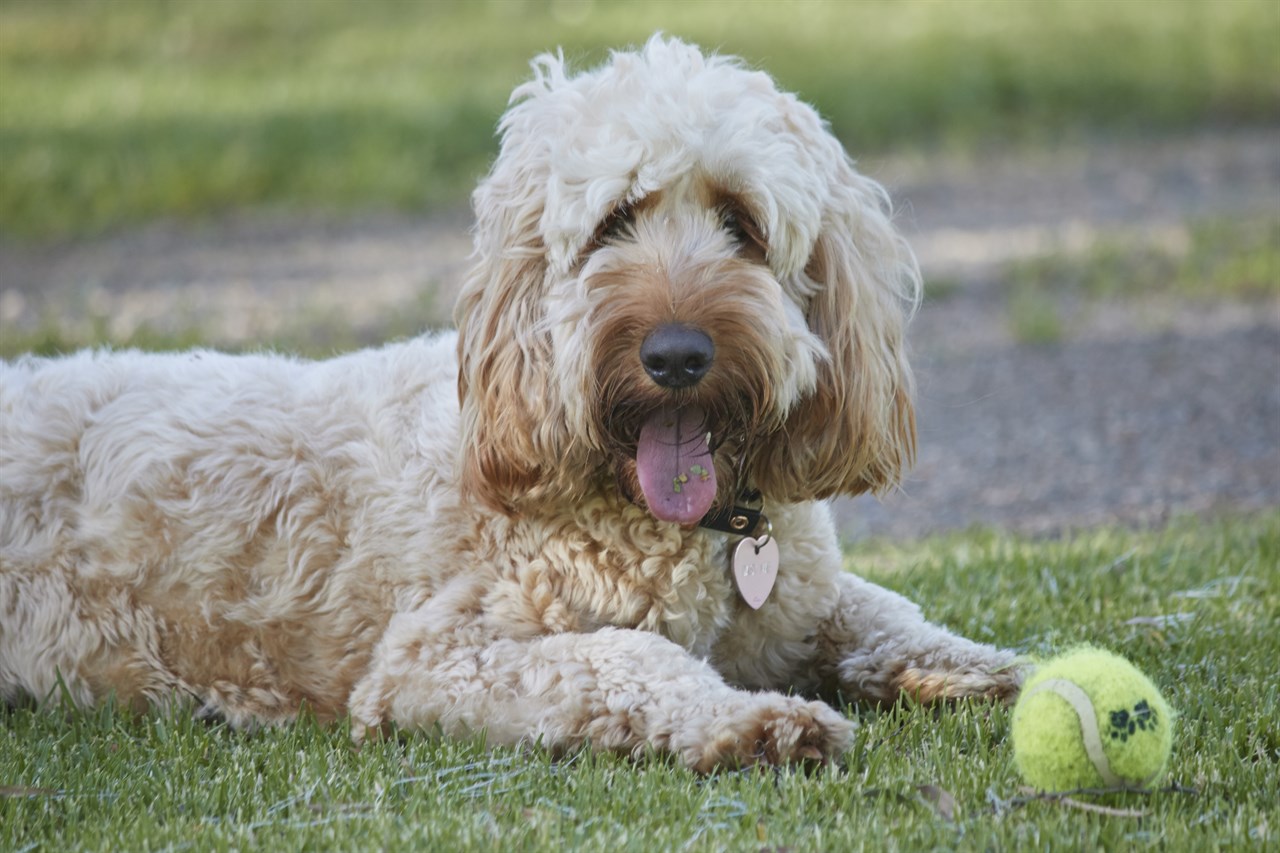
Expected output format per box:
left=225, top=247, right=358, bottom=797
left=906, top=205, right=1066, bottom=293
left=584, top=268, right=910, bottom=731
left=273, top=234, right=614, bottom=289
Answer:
left=456, top=35, right=919, bottom=523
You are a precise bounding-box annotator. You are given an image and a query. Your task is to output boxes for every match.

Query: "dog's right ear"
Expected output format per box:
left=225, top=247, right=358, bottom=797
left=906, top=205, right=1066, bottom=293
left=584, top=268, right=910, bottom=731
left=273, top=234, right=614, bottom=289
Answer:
left=456, top=50, right=595, bottom=512
left=454, top=167, right=556, bottom=514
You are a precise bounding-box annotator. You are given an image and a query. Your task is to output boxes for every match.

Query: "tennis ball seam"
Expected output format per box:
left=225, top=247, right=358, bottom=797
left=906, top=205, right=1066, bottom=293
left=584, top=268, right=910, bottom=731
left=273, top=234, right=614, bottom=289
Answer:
left=1021, top=676, right=1163, bottom=789
left=1021, top=678, right=1121, bottom=787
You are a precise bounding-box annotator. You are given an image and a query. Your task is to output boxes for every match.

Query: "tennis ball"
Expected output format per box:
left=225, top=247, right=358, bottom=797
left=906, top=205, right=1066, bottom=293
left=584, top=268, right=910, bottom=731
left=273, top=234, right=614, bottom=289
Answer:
left=1011, top=646, right=1174, bottom=791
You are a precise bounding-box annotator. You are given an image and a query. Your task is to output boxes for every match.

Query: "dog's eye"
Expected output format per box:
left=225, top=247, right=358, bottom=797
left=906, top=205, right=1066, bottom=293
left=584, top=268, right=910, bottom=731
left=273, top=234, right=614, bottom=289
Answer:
left=594, top=202, right=635, bottom=246
left=719, top=204, right=766, bottom=261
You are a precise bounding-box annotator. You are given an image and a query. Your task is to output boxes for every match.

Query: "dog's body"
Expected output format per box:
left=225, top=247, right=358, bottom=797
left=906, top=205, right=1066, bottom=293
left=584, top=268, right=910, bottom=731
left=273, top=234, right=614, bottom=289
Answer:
left=1, top=38, right=1020, bottom=770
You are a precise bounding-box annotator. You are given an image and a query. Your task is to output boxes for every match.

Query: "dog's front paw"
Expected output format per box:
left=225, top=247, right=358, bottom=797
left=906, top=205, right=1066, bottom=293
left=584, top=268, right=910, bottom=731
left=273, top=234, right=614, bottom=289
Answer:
left=839, top=647, right=1027, bottom=704
left=893, top=660, right=1026, bottom=704
left=689, top=695, right=855, bottom=773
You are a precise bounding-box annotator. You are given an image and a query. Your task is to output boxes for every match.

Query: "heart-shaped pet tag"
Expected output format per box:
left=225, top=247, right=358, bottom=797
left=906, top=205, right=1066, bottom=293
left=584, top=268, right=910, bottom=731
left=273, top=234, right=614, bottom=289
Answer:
left=732, top=535, right=779, bottom=609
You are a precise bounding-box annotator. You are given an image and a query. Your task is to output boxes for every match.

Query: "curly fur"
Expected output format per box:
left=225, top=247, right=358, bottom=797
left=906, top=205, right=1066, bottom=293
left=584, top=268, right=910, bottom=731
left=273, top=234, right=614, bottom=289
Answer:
left=0, top=36, right=1020, bottom=769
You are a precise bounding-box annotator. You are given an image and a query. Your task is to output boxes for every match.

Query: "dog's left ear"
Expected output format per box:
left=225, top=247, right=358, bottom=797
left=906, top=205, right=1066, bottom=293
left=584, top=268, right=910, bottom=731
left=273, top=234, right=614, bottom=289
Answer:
left=753, top=164, right=919, bottom=501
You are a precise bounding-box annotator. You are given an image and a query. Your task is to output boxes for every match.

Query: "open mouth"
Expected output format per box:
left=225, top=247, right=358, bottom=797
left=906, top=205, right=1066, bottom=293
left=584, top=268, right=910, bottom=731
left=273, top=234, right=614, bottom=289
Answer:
left=634, top=404, right=719, bottom=526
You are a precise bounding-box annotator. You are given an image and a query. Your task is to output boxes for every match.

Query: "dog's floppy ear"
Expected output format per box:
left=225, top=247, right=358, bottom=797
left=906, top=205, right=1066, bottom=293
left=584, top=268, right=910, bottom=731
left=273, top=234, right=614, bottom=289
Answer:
left=456, top=50, right=612, bottom=512
left=454, top=162, right=559, bottom=513
left=753, top=164, right=919, bottom=500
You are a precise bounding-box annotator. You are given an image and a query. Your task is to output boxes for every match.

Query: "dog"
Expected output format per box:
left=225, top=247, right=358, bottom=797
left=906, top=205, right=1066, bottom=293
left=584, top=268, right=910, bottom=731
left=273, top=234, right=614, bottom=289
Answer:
left=0, top=36, right=1021, bottom=771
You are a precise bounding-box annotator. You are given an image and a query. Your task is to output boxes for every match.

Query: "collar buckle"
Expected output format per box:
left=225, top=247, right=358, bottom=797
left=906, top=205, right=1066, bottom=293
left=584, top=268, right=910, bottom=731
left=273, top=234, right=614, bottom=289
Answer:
left=698, top=489, right=764, bottom=537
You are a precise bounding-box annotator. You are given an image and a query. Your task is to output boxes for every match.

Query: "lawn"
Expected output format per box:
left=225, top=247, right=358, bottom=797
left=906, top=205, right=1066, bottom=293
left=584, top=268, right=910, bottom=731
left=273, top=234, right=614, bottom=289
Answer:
left=2, top=0, right=1277, bottom=239
left=4, top=512, right=1277, bottom=850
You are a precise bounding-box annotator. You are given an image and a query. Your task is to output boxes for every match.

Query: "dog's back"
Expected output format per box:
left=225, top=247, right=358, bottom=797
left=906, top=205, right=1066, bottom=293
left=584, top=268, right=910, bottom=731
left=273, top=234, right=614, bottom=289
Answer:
left=0, top=335, right=460, bottom=720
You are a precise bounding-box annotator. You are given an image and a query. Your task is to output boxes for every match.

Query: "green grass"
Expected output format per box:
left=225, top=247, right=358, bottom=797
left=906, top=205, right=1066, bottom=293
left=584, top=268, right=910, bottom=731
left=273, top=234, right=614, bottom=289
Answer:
left=1007, top=279, right=1068, bottom=345
left=1010, top=217, right=1280, bottom=302
left=4, top=512, right=1278, bottom=850
left=1003, top=215, right=1279, bottom=344
left=2, top=0, right=1277, bottom=239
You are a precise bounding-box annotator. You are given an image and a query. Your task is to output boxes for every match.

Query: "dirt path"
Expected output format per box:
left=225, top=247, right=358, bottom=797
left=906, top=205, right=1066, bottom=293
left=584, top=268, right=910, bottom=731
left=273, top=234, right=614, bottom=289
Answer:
left=836, top=127, right=1280, bottom=539
left=2, top=128, right=1278, bottom=539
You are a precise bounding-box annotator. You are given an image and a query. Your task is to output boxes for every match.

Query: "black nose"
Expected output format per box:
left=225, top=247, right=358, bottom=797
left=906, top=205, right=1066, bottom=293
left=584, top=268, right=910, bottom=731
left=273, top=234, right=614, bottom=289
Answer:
left=640, top=324, right=715, bottom=389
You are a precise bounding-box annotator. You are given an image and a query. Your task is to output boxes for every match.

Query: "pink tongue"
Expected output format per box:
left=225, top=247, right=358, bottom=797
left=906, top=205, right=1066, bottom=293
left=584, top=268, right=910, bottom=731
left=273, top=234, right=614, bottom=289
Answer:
left=636, top=405, right=717, bottom=526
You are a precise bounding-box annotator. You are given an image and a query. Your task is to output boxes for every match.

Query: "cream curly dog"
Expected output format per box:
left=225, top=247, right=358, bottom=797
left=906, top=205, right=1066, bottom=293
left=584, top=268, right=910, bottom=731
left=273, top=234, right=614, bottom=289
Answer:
left=1, top=37, right=1021, bottom=770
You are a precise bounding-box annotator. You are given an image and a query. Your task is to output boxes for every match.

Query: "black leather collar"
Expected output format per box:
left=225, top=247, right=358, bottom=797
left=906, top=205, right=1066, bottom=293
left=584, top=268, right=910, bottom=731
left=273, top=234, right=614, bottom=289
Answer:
left=698, top=489, right=764, bottom=537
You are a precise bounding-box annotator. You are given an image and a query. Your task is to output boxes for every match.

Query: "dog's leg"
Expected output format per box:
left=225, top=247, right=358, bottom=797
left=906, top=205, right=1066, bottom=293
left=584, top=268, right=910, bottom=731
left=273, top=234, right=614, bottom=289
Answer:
left=0, top=571, right=191, bottom=713
left=349, top=598, right=854, bottom=771
left=813, top=571, right=1024, bottom=704
left=711, top=504, right=1022, bottom=705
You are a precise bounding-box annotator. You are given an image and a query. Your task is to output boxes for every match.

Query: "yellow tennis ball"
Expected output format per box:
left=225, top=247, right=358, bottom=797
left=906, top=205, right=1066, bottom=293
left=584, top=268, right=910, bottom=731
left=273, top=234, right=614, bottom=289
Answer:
left=1011, top=646, right=1174, bottom=791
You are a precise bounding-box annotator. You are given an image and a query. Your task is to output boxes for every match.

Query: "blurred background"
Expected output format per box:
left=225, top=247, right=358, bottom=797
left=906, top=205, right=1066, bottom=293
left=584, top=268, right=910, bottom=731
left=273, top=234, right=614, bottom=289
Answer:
left=1, top=0, right=1277, bottom=539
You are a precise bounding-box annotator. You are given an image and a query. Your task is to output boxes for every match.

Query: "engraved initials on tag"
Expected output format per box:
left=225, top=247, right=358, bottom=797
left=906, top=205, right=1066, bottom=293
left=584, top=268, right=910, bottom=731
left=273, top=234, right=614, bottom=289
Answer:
left=732, top=535, right=779, bottom=609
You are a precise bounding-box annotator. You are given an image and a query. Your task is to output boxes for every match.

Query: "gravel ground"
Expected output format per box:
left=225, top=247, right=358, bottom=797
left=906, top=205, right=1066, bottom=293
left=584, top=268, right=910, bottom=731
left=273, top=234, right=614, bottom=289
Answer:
left=2, top=128, right=1277, bottom=540
left=836, top=321, right=1280, bottom=539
